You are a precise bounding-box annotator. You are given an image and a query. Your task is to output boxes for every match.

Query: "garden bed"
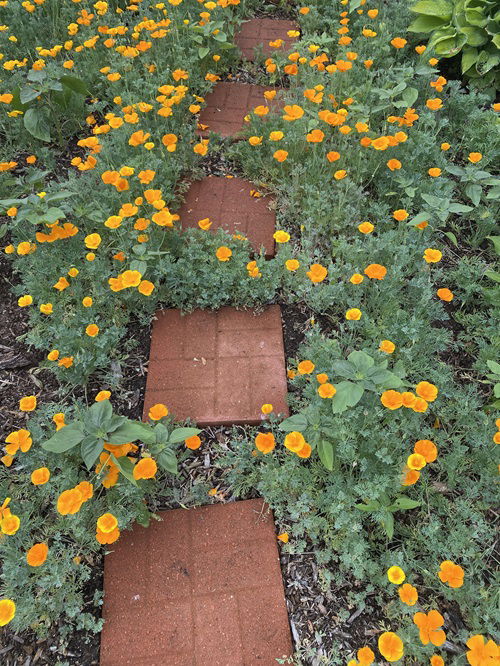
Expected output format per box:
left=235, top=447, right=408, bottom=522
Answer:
left=0, top=0, right=499, bottom=664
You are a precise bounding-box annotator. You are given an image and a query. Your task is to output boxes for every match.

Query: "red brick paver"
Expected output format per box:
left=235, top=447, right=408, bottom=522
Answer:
left=100, top=499, right=293, bottom=666
left=235, top=18, right=299, bottom=61
left=178, top=176, right=276, bottom=256
left=143, top=306, right=289, bottom=426
left=197, top=82, right=280, bottom=138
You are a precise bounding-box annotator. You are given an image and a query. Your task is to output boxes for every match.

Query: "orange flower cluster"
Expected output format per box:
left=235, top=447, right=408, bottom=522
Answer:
left=381, top=381, right=438, bottom=414
left=56, top=481, right=93, bottom=515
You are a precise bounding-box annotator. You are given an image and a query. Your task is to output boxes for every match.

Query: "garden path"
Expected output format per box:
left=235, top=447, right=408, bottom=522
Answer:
left=101, top=18, right=295, bottom=666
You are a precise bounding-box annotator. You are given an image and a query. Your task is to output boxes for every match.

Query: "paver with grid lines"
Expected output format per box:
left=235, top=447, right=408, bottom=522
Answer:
left=178, top=176, right=276, bottom=256
left=143, top=305, right=289, bottom=426
left=235, top=18, right=299, bottom=60
left=197, top=82, right=281, bottom=138
left=100, top=499, right=293, bottom=666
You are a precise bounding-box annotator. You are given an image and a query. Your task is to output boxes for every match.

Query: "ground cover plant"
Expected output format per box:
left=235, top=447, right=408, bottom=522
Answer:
left=0, top=0, right=499, bottom=664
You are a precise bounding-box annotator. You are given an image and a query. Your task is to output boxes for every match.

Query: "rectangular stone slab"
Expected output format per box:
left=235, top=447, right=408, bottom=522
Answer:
left=100, top=499, right=293, bottom=666
left=144, top=306, right=289, bottom=426
left=235, top=18, right=299, bottom=61
left=197, top=82, right=280, bottom=138
left=178, top=176, right=276, bottom=256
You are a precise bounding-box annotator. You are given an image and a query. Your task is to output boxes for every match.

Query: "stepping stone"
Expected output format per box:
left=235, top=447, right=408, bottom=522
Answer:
left=143, top=305, right=289, bottom=426
left=235, top=18, right=299, bottom=61
left=100, top=499, right=293, bottom=666
left=178, top=176, right=276, bottom=256
left=197, top=82, right=280, bottom=138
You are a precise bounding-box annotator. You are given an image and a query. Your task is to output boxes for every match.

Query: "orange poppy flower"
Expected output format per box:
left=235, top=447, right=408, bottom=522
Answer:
left=0, top=599, right=16, bottom=627
left=413, top=610, right=446, bottom=646
left=379, top=340, right=395, bottom=354
left=468, top=152, right=482, bottom=164
left=402, top=467, right=420, bottom=486
left=465, top=634, right=499, bottom=666
left=414, top=439, right=437, bottom=462
left=298, top=360, right=315, bottom=374
left=415, top=381, right=438, bottom=402
left=318, top=383, right=336, bottom=398
left=19, top=395, right=37, bottom=412
left=364, top=264, right=387, bottom=279
left=284, top=431, right=306, bottom=453
left=255, top=432, right=276, bottom=454
left=96, top=526, right=120, bottom=544
left=31, top=467, right=51, bottom=485
left=133, top=457, right=158, bottom=480
left=387, top=566, right=405, bottom=584
left=346, top=308, right=362, bottom=320
left=378, top=632, right=404, bottom=661
left=97, top=513, right=118, bottom=534
left=430, top=656, right=444, bottom=666
left=5, top=429, right=32, bottom=455
left=273, top=150, right=288, bottom=162
left=380, top=390, right=403, bottom=410
left=399, top=583, right=418, bottom=606
left=307, top=263, right=328, bottom=283
left=216, top=246, right=232, bottom=262
left=296, top=442, right=312, bottom=458
left=438, top=560, right=464, bottom=588
left=57, top=488, right=84, bottom=515
left=393, top=209, right=408, bottom=221
left=282, top=104, right=304, bottom=121
left=148, top=403, right=168, bottom=420
left=26, top=543, right=49, bottom=567
left=185, top=435, right=202, bottom=450
left=437, top=288, right=453, bottom=302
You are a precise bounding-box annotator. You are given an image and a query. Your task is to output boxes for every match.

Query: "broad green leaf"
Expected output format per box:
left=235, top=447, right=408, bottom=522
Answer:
left=279, top=413, right=308, bottom=432
left=86, top=399, right=113, bottom=430
left=60, top=75, right=88, bottom=95
left=367, top=368, right=403, bottom=388
left=110, top=454, right=137, bottom=485
left=23, top=108, right=51, bottom=142
left=487, top=236, right=500, bottom=255
left=331, top=381, right=364, bottom=414
left=42, top=207, right=65, bottom=223
left=408, top=14, right=449, bottom=31
left=81, top=436, right=104, bottom=470
left=380, top=511, right=394, bottom=540
left=484, top=269, right=500, bottom=282
left=411, top=0, right=452, bottom=19
left=350, top=0, right=362, bottom=11
left=445, top=164, right=465, bottom=176
left=390, top=496, right=421, bottom=511
left=462, top=46, right=479, bottom=71
left=355, top=500, right=380, bottom=512
left=198, top=46, right=210, bottom=59
left=444, top=231, right=458, bottom=247
left=401, top=86, right=419, bottom=106
left=408, top=211, right=431, bottom=226
left=317, top=440, right=334, bottom=470
left=169, top=427, right=202, bottom=444
left=486, top=360, right=500, bottom=375
left=331, top=360, right=357, bottom=379
left=42, top=422, right=85, bottom=453
left=465, top=183, right=482, bottom=206
left=155, top=423, right=169, bottom=444
left=106, top=420, right=155, bottom=445
left=449, top=202, right=473, bottom=213
left=20, top=86, right=41, bottom=104
left=494, top=384, right=500, bottom=398
left=158, top=449, right=178, bottom=474
left=130, top=260, right=147, bottom=275
left=348, top=350, right=374, bottom=374
left=459, top=26, right=488, bottom=46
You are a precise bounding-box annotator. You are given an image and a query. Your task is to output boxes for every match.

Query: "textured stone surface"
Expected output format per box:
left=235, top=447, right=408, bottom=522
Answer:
left=143, top=306, right=289, bottom=426
left=100, top=499, right=293, bottom=666
left=178, top=176, right=276, bottom=256
left=235, top=18, right=299, bottom=61
left=197, top=82, right=280, bottom=138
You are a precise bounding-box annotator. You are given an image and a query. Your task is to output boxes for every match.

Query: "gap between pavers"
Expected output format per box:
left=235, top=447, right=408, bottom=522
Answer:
left=178, top=175, right=276, bottom=257
left=143, top=305, right=289, bottom=426
left=100, top=499, right=293, bottom=666
left=197, top=82, right=282, bottom=139
left=235, top=18, right=299, bottom=61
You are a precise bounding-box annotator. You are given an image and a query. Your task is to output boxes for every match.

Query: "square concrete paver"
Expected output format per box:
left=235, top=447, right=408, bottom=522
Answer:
left=235, top=18, right=299, bottom=61
left=143, top=306, right=289, bottom=426
left=100, top=499, right=293, bottom=666
left=178, top=176, right=276, bottom=256
left=197, top=82, right=280, bottom=138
